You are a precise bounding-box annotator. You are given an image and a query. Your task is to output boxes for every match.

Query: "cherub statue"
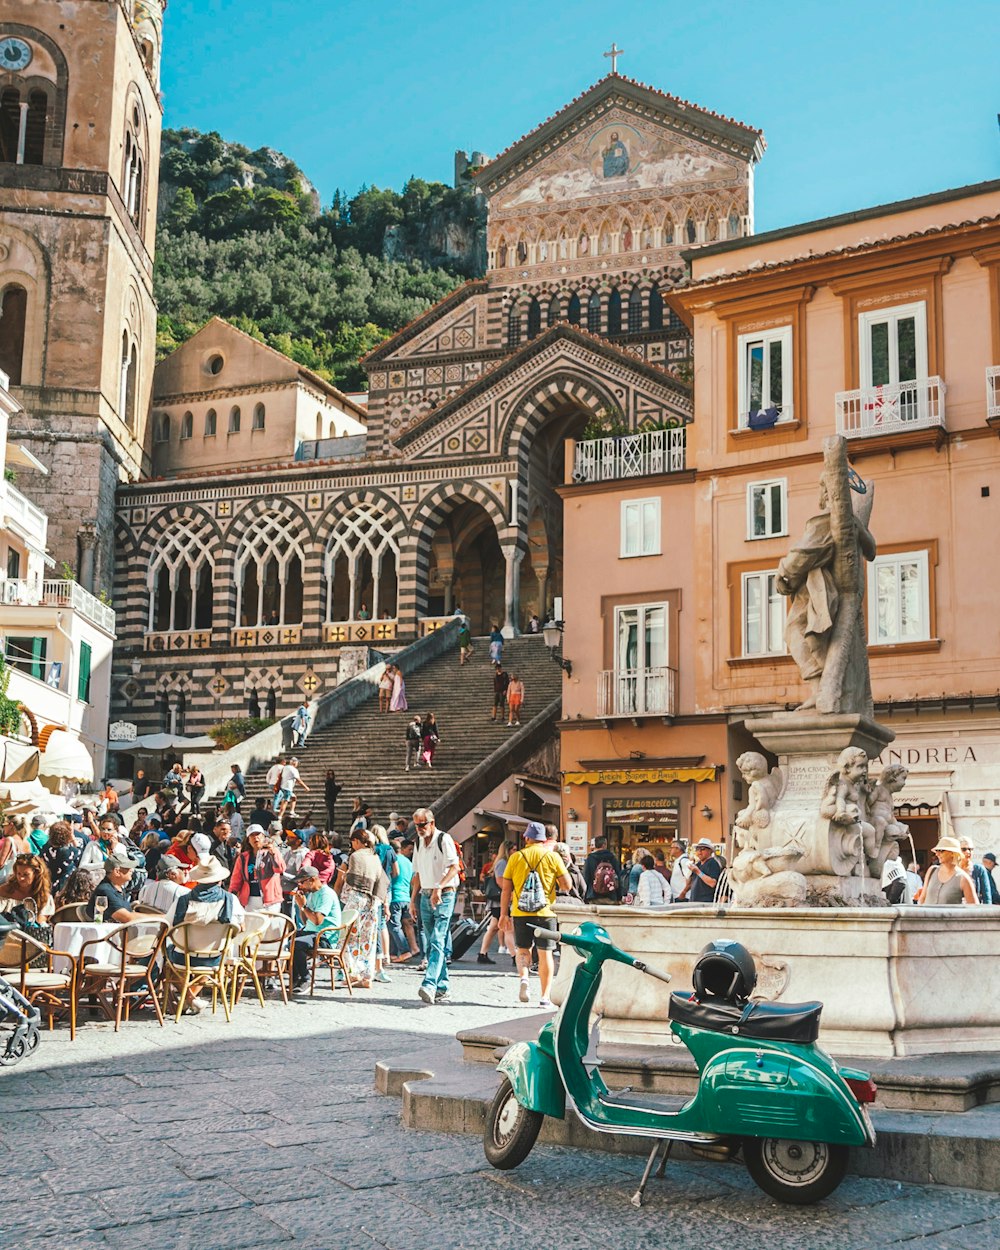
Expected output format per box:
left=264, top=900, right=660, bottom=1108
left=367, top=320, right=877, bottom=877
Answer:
left=820, top=746, right=877, bottom=869
left=733, top=751, right=784, bottom=851
left=865, top=764, right=911, bottom=866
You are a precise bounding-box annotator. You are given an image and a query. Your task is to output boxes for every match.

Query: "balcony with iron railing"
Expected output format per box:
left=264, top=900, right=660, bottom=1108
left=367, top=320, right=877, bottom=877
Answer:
left=572, top=427, right=687, bottom=484
left=0, top=576, right=115, bottom=635
left=986, top=366, right=1000, bottom=421
left=597, top=666, right=677, bottom=719
left=835, top=376, right=946, bottom=439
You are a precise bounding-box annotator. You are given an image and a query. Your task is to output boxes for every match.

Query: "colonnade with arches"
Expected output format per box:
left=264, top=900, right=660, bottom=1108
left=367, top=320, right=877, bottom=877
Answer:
left=505, top=279, right=685, bottom=348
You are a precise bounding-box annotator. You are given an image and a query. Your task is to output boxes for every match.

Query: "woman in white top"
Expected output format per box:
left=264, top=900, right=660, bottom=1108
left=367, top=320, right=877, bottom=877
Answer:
left=634, top=854, right=672, bottom=907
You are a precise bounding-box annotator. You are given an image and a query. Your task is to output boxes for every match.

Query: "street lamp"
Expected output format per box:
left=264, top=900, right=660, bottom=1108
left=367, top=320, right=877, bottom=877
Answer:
left=542, top=618, right=572, bottom=677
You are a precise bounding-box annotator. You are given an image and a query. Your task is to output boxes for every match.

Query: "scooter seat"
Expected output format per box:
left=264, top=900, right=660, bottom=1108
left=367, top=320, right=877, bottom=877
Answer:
left=669, top=990, right=822, bottom=1044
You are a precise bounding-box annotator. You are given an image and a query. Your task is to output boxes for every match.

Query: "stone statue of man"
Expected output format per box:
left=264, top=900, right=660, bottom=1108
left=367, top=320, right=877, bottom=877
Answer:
left=775, top=437, right=876, bottom=716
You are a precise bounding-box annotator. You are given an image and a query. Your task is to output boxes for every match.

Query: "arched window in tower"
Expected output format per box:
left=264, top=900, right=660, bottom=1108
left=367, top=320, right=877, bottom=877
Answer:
left=124, top=342, right=138, bottom=430
left=325, top=505, right=401, bottom=621
left=0, top=284, right=27, bottom=385
left=228, top=406, right=241, bottom=434
left=607, top=288, right=622, bottom=336
left=24, top=91, right=47, bottom=166
left=628, top=285, right=644, bottom=334
left=526, top=296, right=541, bottom=340
left=0, top=89, right=19, bottom=164
left=154, top=413, right=170, bottom=443
left=122, top=102, right=146, bottom=226
left=648, top=285, right=664, bottom=332
left=685, top=215, right=697, bottom=244
left=567, top=292, right=581, bottom=326
left=547, top=293, right=561, bottom=326
left=507, top=301, right=521, bottom=349
left=235, top=512, right=305, bottom=627
left=252, top=403, right=266, bottom=431
left=180, top=412, right=193, bottom=440
left=147, top=518, right=216, bottom=634
left=587, top=290, right=601, bottom=334
left=204, top=408, right=217, bottom=436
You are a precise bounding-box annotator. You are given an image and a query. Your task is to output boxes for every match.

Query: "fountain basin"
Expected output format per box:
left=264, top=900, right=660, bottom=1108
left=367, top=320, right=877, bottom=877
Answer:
left=550, top=903, right=1000, bottom=1058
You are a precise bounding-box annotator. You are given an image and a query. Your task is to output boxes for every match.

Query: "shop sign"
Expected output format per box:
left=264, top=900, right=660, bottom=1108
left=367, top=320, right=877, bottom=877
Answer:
left=603, top=796, right=680, bottom=829
left=565, top=820, right=589, bottom=858
left=109, top=721, right=137, bottom=743
left=878, top=744, right=979, bottom=766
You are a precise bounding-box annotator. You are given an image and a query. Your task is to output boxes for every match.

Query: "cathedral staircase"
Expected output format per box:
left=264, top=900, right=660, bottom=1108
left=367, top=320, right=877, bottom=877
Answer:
left=206, top=635, right=563, bottom=833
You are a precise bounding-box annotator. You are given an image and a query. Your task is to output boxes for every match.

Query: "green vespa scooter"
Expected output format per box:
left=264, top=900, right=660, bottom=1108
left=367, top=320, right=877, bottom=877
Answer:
left=483, top=921, right=876, bottom=1206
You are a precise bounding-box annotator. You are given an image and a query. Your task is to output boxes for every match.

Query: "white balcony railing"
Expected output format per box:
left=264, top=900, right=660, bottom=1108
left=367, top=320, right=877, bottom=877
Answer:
left=0, top=479, right=48, bottom=547
left=41, top=580, right=116, bottom=634
left=573, top=427, right=686, bottom=483
left=0, top=576, right=115, bottom=634
left=987, top=366, right=1000, bottom=420
left=597, top=666, right=676, bottom=719
left=835, top=376, right=946, bottom=439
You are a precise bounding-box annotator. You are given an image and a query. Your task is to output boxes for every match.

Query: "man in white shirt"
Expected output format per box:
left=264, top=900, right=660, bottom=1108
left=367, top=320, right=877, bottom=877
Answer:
left=265, top=757, right=284, bottom=808
left=409, top=807, right=459, bottom=1005
left=275, top=756, right=310, bottom=818
left=668, top=841, right=692, bottom=899
left=138, top=854, right=189, bottom=915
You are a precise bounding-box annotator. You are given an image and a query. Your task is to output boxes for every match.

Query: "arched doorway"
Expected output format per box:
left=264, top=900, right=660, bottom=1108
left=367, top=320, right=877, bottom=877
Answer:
left=425, top=499, right=504, bottom=635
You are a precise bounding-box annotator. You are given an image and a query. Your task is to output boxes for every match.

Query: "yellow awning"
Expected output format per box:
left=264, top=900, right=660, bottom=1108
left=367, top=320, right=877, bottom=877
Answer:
left=564, top=767, right=716, bottom=785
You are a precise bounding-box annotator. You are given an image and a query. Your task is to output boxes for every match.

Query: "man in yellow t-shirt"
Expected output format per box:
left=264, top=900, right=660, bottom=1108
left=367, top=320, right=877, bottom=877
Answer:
left=500, top=822, right=570, bottom=1010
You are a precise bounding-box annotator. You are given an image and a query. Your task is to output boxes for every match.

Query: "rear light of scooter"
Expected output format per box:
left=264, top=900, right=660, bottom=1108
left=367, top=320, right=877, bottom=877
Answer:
left=845, top=1076, right=877, bottom=1104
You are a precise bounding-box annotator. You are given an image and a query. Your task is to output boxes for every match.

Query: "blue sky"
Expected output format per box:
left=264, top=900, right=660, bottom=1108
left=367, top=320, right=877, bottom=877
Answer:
left=160, top=0, right=999, bottom=231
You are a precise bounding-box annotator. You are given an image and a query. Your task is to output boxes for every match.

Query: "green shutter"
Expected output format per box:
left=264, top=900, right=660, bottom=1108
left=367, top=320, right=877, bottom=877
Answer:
left=30, top=636, right=45, bottom=681
left=77, top=640, right=92, bottom=702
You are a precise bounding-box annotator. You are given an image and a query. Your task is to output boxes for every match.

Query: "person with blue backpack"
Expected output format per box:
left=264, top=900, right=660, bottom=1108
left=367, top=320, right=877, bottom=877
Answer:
left=499, top=822, right=570, bottom=1011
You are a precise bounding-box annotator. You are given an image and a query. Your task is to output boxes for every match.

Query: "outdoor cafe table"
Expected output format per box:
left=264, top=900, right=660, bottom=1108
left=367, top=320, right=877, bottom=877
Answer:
left=52, top=921, right=119, bottom=973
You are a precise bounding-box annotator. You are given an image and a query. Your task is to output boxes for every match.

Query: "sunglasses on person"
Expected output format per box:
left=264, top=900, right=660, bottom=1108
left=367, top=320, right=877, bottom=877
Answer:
left=414, top=820, right=431, bottom=828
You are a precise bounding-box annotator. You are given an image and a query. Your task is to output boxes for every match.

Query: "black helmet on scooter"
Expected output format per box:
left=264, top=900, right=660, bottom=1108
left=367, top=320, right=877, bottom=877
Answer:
left=692, top=940, right=756, bottom=1004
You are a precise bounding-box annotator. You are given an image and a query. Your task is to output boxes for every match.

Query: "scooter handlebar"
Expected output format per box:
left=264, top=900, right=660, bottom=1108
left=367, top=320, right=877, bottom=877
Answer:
left=632, top=959, right=672, bottom=984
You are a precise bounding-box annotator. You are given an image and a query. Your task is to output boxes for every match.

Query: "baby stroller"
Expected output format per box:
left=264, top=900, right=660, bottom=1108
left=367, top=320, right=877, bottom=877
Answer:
left=0, top=918, right=42, bottom=1066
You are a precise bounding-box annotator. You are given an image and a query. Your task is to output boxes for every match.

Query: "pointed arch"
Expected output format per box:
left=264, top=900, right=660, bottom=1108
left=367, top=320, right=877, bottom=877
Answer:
left=324, top=503, right=402, bottom=621
left=567, top=292, right=581, bottom=326
left=607, top=287, right=622, bottom=336
left=546, top=292, right=562, bottom=327
left=648, top=284, right=664, bottom=333
left=507, top=299, right=521, bottom=349
left=146, top=516, right=217, bottom=633
left=234, top=511, right=306, bottom=627
left=587, top=289, right=602, bottom=334
left=526, top=295, right=542, bottom=340
left=628, top=285, right=644, bottom=334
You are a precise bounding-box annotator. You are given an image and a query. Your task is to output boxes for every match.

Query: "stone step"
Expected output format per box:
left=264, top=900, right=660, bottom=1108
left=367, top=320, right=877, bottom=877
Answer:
left=374, top=1029, right=1000, bottom=1192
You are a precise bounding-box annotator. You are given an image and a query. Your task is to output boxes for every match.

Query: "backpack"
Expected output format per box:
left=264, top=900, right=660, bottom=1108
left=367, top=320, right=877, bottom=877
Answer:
left=592, top=860, right=618, bottom=897
left=436, top=830, right=465, bottom=884
left=515, top=850, right=548, bottom=914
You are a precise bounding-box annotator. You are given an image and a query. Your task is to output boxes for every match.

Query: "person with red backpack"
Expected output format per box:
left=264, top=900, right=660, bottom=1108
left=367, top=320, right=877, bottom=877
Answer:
left=583, top=834, right=622, bottom=903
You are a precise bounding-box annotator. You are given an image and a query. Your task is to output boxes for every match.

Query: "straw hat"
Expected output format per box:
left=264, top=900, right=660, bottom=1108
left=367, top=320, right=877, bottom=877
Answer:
left=188, top=856, right=229, bottom=885
left=931, top=836, right=962, bottom=855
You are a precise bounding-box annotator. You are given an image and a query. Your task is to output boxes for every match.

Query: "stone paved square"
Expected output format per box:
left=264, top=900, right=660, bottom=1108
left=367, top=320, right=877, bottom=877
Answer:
left=4, top=958, right=1000, bottom=1250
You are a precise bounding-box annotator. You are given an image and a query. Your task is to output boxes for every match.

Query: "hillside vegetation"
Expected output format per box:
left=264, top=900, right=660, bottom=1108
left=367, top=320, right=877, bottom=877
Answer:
left=155, top=129, right=486, bottom=389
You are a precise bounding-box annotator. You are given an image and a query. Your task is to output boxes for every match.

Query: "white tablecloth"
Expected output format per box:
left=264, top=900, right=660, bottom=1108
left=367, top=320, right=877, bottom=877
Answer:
left=52, top=922, right=118, bottom=973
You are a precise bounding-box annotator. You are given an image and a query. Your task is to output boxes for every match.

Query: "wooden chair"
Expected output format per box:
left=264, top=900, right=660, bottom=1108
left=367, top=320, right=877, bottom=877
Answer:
left=50, top=903, right=90, bottom=924
left=0, top=929, right=78, bottom=1039
left=308, top=908, right=359, bottom=997
left=161, top=920, right=239, bottom=1023
left=226, top=912, right=273, bottom=1011
left=250, top=913, right=295, bottom=1005
left=77, top=919, right=168, bottom=1031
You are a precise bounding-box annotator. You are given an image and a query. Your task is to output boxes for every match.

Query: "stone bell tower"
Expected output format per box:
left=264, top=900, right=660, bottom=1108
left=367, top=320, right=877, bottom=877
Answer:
left=0, top=0, right=165, bottom=593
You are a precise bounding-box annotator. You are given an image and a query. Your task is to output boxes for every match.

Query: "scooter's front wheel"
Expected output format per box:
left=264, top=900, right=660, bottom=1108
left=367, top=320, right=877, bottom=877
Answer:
left=743, top=1137, right=848, bottom=1204
left=483, top=1076, right=543, bottom=1169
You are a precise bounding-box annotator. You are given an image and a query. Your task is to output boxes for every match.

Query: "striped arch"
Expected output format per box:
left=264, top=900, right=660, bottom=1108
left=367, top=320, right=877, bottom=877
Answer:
left=399, top=480, right=509, bottom=625
left=319, top=488, right=406, bottom=621
left=314, top=487, right=406, bottom=544
left=499, top=369, right=619, bottom=463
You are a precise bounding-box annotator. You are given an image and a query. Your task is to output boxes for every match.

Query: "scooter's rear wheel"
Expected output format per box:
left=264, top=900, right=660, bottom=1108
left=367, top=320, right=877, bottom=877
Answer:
left=483, top=1076, right=543, bottom=1169
left=743, top=1137, right=848, bottom=1204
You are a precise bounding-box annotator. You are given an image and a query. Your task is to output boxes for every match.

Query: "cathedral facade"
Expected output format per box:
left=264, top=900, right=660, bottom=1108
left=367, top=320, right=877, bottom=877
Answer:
left=105, top=70, right=763, bottom=733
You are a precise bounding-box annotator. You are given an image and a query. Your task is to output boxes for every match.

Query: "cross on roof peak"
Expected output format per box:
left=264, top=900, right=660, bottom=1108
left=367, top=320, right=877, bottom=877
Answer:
left=603, top=42, right=624, bottom=74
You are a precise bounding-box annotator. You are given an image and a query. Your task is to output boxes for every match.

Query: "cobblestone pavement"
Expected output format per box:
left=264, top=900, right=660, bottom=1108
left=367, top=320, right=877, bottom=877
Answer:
left=3, top=957, right=1000, bottom=1250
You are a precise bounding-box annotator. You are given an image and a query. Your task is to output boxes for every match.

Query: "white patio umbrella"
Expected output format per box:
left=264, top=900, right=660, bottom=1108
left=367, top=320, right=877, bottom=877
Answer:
left=37, top=729, right=95, bottom=786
